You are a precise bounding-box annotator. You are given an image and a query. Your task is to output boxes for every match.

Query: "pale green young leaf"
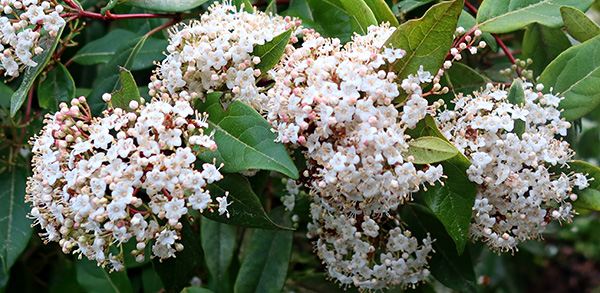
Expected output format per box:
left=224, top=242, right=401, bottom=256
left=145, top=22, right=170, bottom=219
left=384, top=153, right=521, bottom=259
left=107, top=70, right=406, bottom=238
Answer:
left=404, top=136, right=459, bottom=164
left=340, top=0, right=378, bottom=34
left=252, top=29, right=292, bottom=74
left=364, top=0, right=399, bottom=26
left=507, top=79, right=526, bottom=137
left=561, top=6, right=600, bottom=43
left=476, top=0, right=594, bottom=33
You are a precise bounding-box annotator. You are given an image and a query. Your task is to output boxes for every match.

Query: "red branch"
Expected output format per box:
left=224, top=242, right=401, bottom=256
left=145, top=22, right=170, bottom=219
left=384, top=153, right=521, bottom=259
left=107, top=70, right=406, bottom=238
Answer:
left=63, top=0, right=179, bottom=22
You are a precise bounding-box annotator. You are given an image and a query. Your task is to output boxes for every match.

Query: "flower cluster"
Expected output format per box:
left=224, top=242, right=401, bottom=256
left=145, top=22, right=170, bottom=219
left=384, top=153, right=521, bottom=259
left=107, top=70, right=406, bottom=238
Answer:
left=437, top=81, right=588, bottom=252
left=268, top=24, right=440, bottom=290
left=149, top=1, right=301, bottom=111
left=26, top=94, right=228, bottom=271
left=0, top=0, right=66, bottom=77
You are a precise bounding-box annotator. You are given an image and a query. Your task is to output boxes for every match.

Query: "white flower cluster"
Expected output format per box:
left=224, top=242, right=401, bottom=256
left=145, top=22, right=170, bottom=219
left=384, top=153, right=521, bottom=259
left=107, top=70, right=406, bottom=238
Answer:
left=437, top=81, right=588, bottom=252
left=0, top=0, right=65, bottom=77
left=150, top=1, right=301, bottom=111
left=268, top=25, right=439, bottom=290
left=26, top=94, right=229, bottom=271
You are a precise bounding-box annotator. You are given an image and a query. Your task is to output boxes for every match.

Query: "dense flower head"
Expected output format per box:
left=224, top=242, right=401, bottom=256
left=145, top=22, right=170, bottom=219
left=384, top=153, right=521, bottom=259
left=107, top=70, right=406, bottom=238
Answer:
left=149, top=1, right=301, bottom=111
left=0, top=0, right=65, bottom=77
left=437, top=81, right=588, bottom=251
left=26, top=94, right=228, bottom=271
left=267, top=24, right=441, bottom=290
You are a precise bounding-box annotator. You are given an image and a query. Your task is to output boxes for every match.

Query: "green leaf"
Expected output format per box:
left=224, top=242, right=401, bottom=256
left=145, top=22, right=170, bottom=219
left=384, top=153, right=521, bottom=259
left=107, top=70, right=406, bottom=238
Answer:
left=476, top=0, right=594, bottom=33
left=195, top=92, right=299, bottom=179
left=234, top=207, right=293, bottom=293
left=101, top=0, right=120, bottom=14
left=201, top=218, right=236, bottom=292
left=507, top=79, right=526, bottom=137
left=76, top=258, right=133, bottom=293
left=125, top=0, right=209, bottom=12
left=182, top=287, right=215, bottom=293
left=340, top=0, right=378, bottom=34
left=457, top=10, right=497, bottom=52
left=252, top=29, right=292, bottom=74
left=72, top=29, right=138, bottom=66
left=364, top=0, right=399, bottom=26
left=152, top=218, right=204, bottom=293
left=537, top=34, right=600, bottom=121
left=110, top=67, right=141, bottom=111
left=10, top=27, right=64, bottom=117
left=439, top=62, right=488, bottom=104
left=304, top=0, right=360, bottom=43
left=566, top=160, right=600, bottom=211
left=0, top=83, right=14, bottom=110
left=384, top=0, right=464, bottom=80
left=265, top=0, right=277, bottom=15
left=521, top=23, right=571, bottom=77
left=141, top=267, right=163, bottom=293
left=37, top=63, right=75, bottom=112
left=0, top=168, right=33, bottom=273
left=406, top=115, right=477, bottom=253
left=88, top=35, right=149, bottom=115
left=561, top=6, right=600, bottom=43
left=404, top=136, right=458, bottom=164
left=202, top=173, right=293, bottom=230
left=234, top=0, right=254, bottom=13
left=402, top=204, right=477, bottom=293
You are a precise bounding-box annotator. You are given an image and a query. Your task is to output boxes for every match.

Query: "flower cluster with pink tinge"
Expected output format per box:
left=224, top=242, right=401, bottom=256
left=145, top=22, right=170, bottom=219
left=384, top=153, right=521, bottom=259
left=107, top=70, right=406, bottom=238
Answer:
left=149, top=1, right=301, bottom=112
left=267, top=24, right=443, bottom=290
left=26, top=94, right=229, bottom=271
left=0, top=0, right=65, bottom=77
left=437, top=81, right=589, bottom=252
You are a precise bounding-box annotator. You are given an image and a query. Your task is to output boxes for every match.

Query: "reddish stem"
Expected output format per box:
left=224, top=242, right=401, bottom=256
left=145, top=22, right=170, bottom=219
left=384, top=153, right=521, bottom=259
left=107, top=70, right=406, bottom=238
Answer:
left=464, top=1, right=478, bottom=14
left=63, top=0, right=180, bottom=22
left=24, top=84, right=34, bottom=123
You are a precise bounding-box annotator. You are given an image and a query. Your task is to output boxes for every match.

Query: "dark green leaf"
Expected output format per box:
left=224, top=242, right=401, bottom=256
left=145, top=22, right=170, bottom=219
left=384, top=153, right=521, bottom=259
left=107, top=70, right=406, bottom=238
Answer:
left=476, top=0, right=594, bottom=33
left=252, top=29, right=292, bottom=74
left=88, top=35, right=149, bottom=115
left=195, top=92, right=299, bottom=179
left=11, top=27, right=64, bottom=117
left=507, top=79, right=526, bottom=137
left=0, top=83, right=14, bottom=110
left=182, top=287, right=215, bottom=293
left=394, top=0, right=434, bottom=14
left=0, top=168, right=33, bottom=273
left=37, top=63, right=76, bottom=112
left=404, top=136, right=458, bottom=164
left=101, top=0, right=120, bottom=14
left=439, top=62, right=488, bottom=104
left=384, top=0, right=464, bottom=80
left=234, top=207, right=293, bottom=293
left=457, top=10, right=497, bottom=52
left=537, top=34, right=600, bottom=121
left=364, top=0, right=399, bottom=26
left=561, top=5, right=600, bottom=43
left=125, top=0, right=209, bottom=12
left=152, top=218, right=203, bottom=293
left=76, top=258, right=133, bottom=293
left=566, top=160, right=600, bottom=211
left=340, top=0, right=378, bottom=34
left=203, top=173, right=293, bottom=230
left=234, top=0, right=254, bottom=13
left=521, top=23, right=571, bottom=77
left=72, top=29, right=138, bottom=66
left=133, top=37, right=168, bottom=70
left=141, top=266, right=163, bottom=293
left=304, top=0, right=360, bottom=43
left=110, top=67, right=141, bottom=111
left=201, top=218, right=236, bottom=292
left=402, top=204, right=477, bottom=293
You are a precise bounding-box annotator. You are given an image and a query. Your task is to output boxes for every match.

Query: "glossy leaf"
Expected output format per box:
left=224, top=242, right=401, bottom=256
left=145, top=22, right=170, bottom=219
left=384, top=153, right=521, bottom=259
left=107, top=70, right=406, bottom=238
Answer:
left=234, top=207, right=293, bottom=293
left=110, top=67, right=141, bottom=111
left=407, top=115, right=477, bottom=253
left=152, top=218, right=204, bottom=293
left=72, top=29, right=138, bottom=66
left=304, top=0, right=360, bottom=43
left=11, top=27, right=64, bottom=117
left=476, top=0, right=594, bottom=33
left=0, top=168, right=33, bottom=273
left=252, top=29, right=292, bottom=74
left=567, top=160, right=600, bottom=211
left=404, top=136, right=459, bottom=164
left=202, top=173, right=292, bottom=230
left=538, top=34, right=600, bottom=121
left=507, top=79, right=526, bottom=137
left=457, top=10, right=497, bottom=52
left=364, top=0, right=399, bottom=26
left=76, top=258, right=133, bottom=293
left=88, top=35, right=148, bottom=115
left=125, top=0, right=209, bottom=12
left=439, top=62, right=488, bottom=104
left=234, top=0, right=254, bottom=13
left=402, top=204, right=477, bottom=293
left=101, top=0, right=119, bottom=14
left=384, top=0, right=464, bottom=80
left=561, top=6, right=600, bottom=43
left=521, top=23, right=571, bottom=77
left=201, top=218, right=236, bottom=292
left=340, top=0, right=378, bottom=34
left=195, top=92, right=299, bottom=179
left=37, top=63, right=75, bottom=112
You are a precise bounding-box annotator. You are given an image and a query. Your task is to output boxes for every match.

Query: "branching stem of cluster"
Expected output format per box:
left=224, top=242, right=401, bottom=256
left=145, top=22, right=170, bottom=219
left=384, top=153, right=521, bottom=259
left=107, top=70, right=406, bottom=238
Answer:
left=62, top=0, right=180, bottom=22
